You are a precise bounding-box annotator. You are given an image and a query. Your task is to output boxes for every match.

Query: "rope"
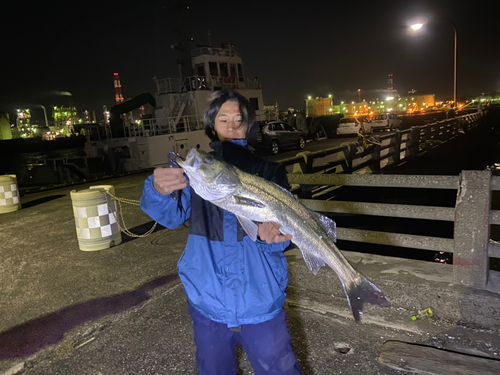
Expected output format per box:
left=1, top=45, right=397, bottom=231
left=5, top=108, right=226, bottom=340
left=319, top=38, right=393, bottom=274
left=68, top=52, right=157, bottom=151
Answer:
left=104, top=191, right=157, bottom=238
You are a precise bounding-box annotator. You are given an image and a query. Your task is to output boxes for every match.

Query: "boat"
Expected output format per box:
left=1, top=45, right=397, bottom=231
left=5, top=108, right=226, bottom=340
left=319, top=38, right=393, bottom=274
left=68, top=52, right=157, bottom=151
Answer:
left=84, top=44, right=266, bottom=173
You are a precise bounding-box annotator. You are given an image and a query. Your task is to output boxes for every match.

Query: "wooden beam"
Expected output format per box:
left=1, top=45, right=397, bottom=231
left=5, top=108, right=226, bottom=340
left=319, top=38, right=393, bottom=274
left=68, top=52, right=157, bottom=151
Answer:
left=378, top=340, right=500, bottom=375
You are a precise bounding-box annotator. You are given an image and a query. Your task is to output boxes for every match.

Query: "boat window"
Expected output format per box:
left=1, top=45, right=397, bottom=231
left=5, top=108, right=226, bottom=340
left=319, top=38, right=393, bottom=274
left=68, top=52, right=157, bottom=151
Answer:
left=209, top=62, right=218, bottom=76
left=230, top=64, right=237, bottom=77
left=237, top=64, right=244, bottom=81
left=220, top=63, right=229, bottom=77
left=196, top=64, right=205, bottom=76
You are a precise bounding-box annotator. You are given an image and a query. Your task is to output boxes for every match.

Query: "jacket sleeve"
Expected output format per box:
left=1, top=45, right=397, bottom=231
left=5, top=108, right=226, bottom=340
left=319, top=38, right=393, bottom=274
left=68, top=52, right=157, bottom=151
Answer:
left=139, top=174, right=191, bottom=229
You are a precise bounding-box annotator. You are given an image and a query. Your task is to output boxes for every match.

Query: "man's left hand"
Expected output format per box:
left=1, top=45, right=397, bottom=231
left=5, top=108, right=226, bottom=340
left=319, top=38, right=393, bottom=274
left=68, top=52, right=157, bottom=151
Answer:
left=257, top=222, right=292, bottom=244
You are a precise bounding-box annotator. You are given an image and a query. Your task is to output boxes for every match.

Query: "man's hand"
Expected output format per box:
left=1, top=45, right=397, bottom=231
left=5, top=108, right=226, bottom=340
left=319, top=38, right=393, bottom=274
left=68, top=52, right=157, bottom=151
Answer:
left=257, top=222, right=292, bottom=244
left=153, top=167, right=187, bottom=195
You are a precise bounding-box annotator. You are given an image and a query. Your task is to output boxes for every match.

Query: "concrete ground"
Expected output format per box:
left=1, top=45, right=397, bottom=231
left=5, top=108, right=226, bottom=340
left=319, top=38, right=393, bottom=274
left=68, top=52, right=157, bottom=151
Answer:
left=1, top=172, right=500, bottom=375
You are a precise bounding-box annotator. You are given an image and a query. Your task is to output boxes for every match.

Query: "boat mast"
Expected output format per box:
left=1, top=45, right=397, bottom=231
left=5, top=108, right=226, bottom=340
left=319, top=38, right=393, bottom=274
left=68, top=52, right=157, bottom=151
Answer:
left=169, top=0, right=194, bottom=84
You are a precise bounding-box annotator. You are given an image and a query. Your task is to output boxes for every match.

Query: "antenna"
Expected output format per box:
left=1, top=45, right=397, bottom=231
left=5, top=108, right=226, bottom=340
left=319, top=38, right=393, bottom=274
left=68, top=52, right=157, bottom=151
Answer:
left=208, top=29, right=212, bottom=46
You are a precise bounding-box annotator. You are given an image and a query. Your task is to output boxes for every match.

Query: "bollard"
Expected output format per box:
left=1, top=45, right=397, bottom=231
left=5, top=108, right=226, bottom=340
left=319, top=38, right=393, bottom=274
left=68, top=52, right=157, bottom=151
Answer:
left=0, top=175, right=21, bottom=214
left=70, top=185, right=122, bottom=251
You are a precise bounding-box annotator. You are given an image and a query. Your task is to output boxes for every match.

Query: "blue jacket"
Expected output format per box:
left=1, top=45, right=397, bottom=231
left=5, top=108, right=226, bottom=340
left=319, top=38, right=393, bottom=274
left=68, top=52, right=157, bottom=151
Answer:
left=140, top=140, right=291, bottom=327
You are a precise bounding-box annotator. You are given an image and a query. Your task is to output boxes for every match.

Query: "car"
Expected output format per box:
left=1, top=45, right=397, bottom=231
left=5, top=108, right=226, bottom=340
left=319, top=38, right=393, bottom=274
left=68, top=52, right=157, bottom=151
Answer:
left=336, top=116, right=372, bottom=136
left=255, top=121, right=307, bottom=155
left=371, top=113, right=402, bottom=131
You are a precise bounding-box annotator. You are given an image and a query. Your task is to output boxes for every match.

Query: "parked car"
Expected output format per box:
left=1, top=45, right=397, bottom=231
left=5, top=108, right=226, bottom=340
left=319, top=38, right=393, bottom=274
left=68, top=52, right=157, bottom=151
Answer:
left=336, top=116, right=372, bottom=136
left=255, top=121, right=307, bottom=155
left=371, top=113, right=402, bottom=131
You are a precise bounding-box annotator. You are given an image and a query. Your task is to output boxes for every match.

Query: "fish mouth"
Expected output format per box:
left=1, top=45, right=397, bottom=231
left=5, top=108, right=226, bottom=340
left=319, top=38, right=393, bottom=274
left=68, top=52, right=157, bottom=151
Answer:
left=175, top=149, right=194, bottom=169
left=176, top=148, right=206, bottom=171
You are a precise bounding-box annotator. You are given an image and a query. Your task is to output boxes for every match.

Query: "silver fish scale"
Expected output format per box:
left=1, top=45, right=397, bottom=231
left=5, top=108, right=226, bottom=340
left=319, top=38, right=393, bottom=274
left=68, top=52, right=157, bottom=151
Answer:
left=234, top=170, right=361, bottom=286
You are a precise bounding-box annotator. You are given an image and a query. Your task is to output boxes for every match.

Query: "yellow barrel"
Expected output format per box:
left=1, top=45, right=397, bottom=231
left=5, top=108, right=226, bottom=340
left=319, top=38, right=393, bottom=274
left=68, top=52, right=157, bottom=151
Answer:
left=70, top=185, right=122, bottom=251
left=0, top=175, right=21, bottom=214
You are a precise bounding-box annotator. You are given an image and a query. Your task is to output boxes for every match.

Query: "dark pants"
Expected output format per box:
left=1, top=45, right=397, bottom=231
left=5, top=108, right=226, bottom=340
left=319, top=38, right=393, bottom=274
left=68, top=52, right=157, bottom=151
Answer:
left=188, top=304, right=304, bottom=375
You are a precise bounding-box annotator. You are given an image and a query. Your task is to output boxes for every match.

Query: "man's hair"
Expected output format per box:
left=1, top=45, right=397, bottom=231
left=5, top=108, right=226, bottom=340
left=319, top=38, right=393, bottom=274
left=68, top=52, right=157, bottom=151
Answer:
left=204, top=90, right=256, bottom=142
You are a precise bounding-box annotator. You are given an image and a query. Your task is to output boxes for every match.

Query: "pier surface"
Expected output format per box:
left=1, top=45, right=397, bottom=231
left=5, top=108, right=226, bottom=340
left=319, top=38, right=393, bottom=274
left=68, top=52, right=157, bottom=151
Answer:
left=1, top=172, right=500, bottom=375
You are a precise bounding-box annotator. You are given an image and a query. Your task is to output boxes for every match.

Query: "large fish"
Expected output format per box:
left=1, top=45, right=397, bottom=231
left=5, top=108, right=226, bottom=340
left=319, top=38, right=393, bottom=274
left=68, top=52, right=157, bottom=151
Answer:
left=176, top=148, right=390, bottom=321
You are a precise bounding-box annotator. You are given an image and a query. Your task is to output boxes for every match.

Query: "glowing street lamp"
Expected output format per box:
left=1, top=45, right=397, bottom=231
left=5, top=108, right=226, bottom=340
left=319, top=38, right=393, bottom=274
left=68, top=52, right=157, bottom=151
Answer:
left=410, top=20, right=458, bottom=106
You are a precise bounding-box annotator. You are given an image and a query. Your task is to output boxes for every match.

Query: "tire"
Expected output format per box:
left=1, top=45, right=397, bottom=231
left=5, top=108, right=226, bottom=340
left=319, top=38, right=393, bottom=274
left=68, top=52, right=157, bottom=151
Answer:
left=271, top=140, right=279, bottom=155
left=298, top=136, right=305, bottom=150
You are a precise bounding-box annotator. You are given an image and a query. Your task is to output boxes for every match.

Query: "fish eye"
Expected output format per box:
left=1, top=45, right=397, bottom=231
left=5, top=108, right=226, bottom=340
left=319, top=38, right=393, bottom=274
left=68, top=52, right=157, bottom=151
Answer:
left=204, top=155, right=213, bottom=164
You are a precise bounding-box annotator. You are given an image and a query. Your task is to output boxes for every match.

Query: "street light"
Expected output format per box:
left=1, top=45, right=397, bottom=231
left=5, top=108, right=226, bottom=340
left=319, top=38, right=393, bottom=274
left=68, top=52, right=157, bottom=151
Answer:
left=410, top=20, right=458, bottom=106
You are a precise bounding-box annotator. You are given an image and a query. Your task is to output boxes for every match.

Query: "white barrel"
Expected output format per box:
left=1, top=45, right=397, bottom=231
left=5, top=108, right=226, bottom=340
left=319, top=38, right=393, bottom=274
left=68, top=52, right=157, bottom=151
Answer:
left=0, top=175, right=21, bottom=214
left=70, top=185, right=122, bottom=251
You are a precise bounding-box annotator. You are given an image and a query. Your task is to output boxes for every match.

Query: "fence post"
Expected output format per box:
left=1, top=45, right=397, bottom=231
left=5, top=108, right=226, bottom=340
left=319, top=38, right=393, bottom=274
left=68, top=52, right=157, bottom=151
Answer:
left=293, top=151, right=314, bottom=199
left=453, top=170, right=491, bottom=288
left=392, top=130, right=402, bottom=164
left=407, top=127, right=420, bottom=157
left=370, top=142, right=382, bottom=172
left=341, top=143, right=356, bottom=173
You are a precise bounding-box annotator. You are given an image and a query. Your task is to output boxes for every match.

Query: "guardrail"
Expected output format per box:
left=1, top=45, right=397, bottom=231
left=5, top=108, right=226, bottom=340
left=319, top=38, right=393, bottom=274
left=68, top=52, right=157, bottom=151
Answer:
left=287, top=171, right=497, bottom=290
left=280, top=112, right=484, bottom=196
left=282, top=112, right=495, bottom=289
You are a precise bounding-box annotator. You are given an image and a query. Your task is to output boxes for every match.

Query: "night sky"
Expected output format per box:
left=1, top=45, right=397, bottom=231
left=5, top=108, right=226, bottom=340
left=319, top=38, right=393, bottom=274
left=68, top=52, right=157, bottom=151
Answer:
left=1, top=0, right=499, bottom=124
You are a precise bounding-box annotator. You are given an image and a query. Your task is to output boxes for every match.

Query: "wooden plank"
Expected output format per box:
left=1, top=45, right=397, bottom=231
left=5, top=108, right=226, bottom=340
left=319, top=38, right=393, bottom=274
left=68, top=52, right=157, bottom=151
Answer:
left=378, top=340, right=500, bottom=375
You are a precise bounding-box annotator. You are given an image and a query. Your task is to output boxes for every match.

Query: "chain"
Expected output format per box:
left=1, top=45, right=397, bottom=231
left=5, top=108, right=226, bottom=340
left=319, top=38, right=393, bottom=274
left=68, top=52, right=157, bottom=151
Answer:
left=104, top=191, right=157, bottom=238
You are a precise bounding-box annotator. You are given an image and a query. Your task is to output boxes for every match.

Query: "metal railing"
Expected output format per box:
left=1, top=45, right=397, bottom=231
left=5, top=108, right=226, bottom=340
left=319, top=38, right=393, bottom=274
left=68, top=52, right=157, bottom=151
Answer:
left=280, top=112, right=484, bottom=181
left=190, top=47, right=241, bottom=58
left=127, top=115, right=204, bottom=137
left=282, top=112, right=495, bottom=289
left=155, top=75, right=261, bottom=94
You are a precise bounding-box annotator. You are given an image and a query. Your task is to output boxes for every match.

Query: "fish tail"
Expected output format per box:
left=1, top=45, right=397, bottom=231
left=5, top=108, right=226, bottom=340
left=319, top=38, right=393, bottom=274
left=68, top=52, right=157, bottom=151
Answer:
left=342, top=274, right=391, bottom=322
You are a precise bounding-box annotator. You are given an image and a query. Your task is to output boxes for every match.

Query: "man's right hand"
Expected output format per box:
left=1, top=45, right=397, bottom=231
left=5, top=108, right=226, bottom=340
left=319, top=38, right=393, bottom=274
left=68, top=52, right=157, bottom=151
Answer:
left=153, top=167, right=188, bottom=195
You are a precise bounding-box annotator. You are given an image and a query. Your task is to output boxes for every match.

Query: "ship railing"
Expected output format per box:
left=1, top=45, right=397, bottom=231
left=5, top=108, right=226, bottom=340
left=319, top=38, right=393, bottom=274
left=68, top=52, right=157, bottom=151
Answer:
left=277, top=111, right=494, bottom=289
left=191, top=47, right=241, bottom=58
left=155, top=76, right=261, bottom=95
left=137, top=115, right=204, bottom=136
left=156, top=78, right=182, bottom=94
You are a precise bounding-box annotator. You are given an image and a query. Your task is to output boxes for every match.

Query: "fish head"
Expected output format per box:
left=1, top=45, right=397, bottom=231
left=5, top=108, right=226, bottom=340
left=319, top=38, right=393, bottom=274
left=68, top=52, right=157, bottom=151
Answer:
left=176, top=148, right=240, bottom=202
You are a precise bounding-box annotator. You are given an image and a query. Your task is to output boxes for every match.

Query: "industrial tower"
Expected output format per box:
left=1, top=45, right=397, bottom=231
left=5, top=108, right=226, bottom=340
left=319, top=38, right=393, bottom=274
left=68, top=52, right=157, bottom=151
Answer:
left=388, top=73, right=394, bottom=90
left=113, top=73, right=124, bottom=104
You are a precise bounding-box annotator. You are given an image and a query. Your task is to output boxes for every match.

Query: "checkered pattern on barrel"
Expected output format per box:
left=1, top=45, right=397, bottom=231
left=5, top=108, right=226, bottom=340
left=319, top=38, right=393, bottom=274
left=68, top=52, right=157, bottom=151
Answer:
left=73, top=201, right=120, bottom=239
left=0, top=183, right=20, bottom=207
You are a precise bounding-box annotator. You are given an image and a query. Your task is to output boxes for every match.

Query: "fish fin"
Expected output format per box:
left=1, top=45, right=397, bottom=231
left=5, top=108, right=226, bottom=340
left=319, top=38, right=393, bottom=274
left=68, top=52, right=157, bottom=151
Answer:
left=237, top=215, right=259, bottom=242
left=340, top=273, right=391, bottom=322
left=234, top=195, right=266, bottom=208
left=314, top=212, right=337, bottom=242
left=299, top=249, right=325, bottom=276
